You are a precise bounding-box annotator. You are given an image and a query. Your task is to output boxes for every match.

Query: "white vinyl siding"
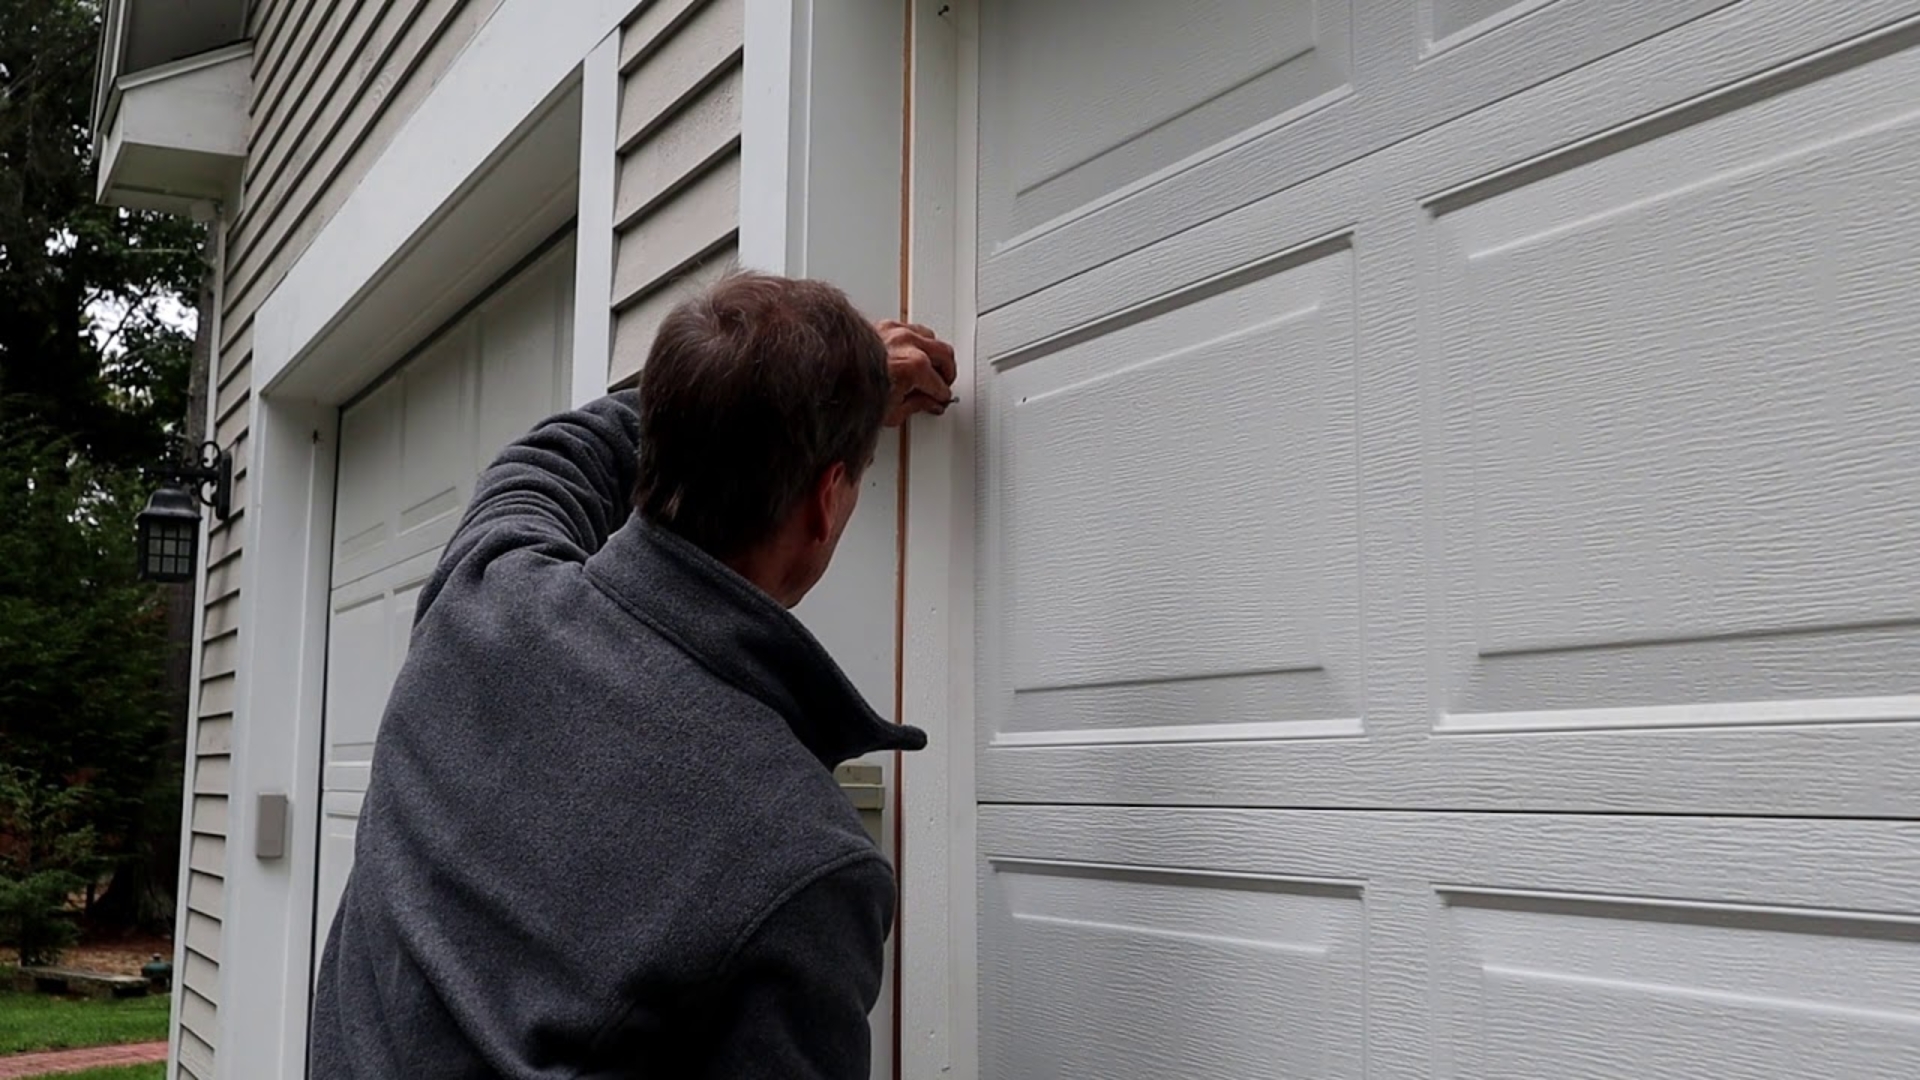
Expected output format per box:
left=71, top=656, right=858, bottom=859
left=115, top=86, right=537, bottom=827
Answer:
left=608, top=0, right=742, bottom=386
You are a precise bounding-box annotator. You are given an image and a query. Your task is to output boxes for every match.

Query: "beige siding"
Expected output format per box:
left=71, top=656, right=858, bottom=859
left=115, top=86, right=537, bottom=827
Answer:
left=178, top=1028, right=216, bottom=1080
left=179, top=987, right=219, bottom=1049
left=186, top=870, right=225, bottom=920
left=609, top=0, right=743, bottom=386
left=184, top=1, right=510, bottom=1070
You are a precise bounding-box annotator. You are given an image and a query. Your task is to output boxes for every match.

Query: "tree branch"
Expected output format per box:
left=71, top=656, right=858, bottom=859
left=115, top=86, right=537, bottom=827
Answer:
left=95, top=286, right=153, bottom=357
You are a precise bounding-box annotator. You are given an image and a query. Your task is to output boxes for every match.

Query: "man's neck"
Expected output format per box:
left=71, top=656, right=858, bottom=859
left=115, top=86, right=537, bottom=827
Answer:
left=722, top=545, right=805, bottom=609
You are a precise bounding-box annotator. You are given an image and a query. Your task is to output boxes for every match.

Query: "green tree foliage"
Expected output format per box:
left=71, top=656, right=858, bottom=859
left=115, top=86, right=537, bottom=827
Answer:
left=0, top=764, right=99, bottom=965
left=1, top=0, right=205, bottom=470
left=0, top=428, right=174, bottom=959
left=0, top=0, right=206, bottom=949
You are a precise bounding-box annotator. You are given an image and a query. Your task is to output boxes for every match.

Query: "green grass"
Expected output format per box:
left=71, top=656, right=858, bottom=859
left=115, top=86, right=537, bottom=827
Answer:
left=18, top=1067, right=166, bottom=1080
left=0, top=981, right=171, bottom=1055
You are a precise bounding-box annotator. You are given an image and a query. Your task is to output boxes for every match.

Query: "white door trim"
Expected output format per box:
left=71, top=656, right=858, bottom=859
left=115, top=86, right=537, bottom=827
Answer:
left=571, top=31, right=621, bottom=409
left=222, top=3, right=625, bottom=1076
left=898, top=2, right=978, bottom=1078
left=220, top=391, right=336, bottom=1080
left=738, top=0, right=804, bottom=274
left=742, top=6, right=943, bottom=1078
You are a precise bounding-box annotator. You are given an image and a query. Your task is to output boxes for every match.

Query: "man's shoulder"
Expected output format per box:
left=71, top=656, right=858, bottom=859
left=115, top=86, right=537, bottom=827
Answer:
left=730, top=849, right=895, bottom=960
left=702, top=725, right=880, bottom=860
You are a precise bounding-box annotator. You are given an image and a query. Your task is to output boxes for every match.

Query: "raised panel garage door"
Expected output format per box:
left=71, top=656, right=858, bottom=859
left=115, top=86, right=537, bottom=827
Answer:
left=970, top=2, right=1920, bottom=1076
left=315, top=240, right=575, bottom=962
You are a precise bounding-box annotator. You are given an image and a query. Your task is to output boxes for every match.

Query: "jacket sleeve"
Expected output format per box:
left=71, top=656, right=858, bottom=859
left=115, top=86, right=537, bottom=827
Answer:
left=695, top=856, right=895, bottom=1080
left=414, top=391, right=641, bottom=619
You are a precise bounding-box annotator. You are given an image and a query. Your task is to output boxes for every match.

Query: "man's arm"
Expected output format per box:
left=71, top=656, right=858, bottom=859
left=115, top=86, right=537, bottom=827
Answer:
left=415, top=391, right=641, bottom=618
left=697, top=856, right=895, bottom=1079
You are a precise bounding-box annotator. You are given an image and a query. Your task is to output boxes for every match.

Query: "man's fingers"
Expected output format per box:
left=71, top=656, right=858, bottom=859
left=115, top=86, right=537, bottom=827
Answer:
left=883, top=326, right=957, bottom=385
left=894, top=349, right=953, bottom=404
left=888, top=391, right=950, bottom=427
left=884, top=396, right=940, bottom=428
left=922, top=336, right=957, bottom=384
left=878, top=319, right=959, bottom=413
left=877, top=319, right=937, bottom=339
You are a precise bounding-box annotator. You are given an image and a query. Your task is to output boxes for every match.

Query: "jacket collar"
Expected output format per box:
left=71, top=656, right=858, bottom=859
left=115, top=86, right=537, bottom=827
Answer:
left=584, top=516, right=926, bottom=767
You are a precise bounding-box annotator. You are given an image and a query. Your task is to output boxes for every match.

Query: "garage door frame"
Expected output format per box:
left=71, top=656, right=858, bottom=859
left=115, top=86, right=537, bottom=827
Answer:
left=216, top=12, right=626, bottom=1077
left=896, top=3, right=979, bottom=1076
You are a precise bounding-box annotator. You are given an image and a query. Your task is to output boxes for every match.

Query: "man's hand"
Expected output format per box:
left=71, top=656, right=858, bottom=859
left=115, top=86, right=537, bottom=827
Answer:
left=877, top=320, right=957, bottom=427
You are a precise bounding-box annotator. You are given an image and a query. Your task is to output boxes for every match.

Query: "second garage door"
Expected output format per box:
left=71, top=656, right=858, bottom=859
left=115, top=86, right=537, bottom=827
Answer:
left=968, top=1, right=1920, bottom=1075
left=315, top=238, right=575, bottom=967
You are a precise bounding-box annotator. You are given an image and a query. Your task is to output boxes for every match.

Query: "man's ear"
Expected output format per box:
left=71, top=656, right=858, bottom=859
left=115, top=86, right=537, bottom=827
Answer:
left=806, top=462, right=849, bottom=543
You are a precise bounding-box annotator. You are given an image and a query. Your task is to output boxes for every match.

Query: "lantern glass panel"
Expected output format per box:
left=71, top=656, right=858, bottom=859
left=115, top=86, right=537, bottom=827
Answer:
left=137, top=486, right=202, bottom=583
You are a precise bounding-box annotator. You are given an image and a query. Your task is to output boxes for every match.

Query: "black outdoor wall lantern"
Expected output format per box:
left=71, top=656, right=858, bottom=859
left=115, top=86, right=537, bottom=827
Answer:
left=136, top=440, right=234, bottom=584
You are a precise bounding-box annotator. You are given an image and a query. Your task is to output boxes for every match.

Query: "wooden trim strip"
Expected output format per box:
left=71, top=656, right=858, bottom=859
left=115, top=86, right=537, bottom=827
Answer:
left=890, top=4, right=915, bottom=1078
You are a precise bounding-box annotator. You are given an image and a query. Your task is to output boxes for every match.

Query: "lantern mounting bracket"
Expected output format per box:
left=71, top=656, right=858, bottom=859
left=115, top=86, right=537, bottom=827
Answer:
left=159, top=440, right=234, bottom=522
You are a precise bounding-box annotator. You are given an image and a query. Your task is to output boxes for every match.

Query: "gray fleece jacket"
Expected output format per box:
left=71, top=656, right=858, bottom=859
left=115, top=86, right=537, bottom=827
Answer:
left=308, top=392, right=926, bottom=1079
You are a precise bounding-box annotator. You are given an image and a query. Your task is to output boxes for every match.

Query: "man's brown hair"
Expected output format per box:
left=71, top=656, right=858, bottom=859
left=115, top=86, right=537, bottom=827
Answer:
left=633, top=271, right=889, bottom=558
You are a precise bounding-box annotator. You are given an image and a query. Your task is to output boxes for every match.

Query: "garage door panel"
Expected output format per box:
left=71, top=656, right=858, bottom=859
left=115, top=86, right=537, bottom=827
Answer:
left=981, top=719, right=1920, bottom=815
left=1419, top=0, right=1558, bottom=54
left=979, top=808, right=1920, bottom=1080
left=979, top=0, right=1353, bottom=251
left=322, top=593, right=390, bottom=787
left=322, top=550, right=438, bottom=796
left=476, top=255, right=574, bottom=472
left=1442, top=624, right=1920, bottom=732
left=980, top=856, right=1366, bottom=1079
left=978, top=0, right=1749, bottom=309
left=312, top=790, right=362, bottom=989
left=333, top=382, right=399, bottom=581
left=986, top=245, right=1359, bottom=746
left=1436, top=889, right=1920, bottom=1080
left=979, top=0, right=1920, bottom=343
left=977, top=14, right=1920, bottom=817
left=1427, top=17, right=1920, bottom=735
left=396, top=328, right=474, bottom=552
left=318, top=239, right=575, bottom=965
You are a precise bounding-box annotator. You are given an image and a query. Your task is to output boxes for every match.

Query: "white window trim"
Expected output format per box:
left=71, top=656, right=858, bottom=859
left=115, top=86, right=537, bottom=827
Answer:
left=221, top=1, right=631, bottom=1076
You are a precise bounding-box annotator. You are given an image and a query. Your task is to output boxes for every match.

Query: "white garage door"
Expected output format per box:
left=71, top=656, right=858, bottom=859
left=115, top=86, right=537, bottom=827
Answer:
left=314, top=240, right=576, bottom=957
left=970, top=2, right=1920, bottom=1076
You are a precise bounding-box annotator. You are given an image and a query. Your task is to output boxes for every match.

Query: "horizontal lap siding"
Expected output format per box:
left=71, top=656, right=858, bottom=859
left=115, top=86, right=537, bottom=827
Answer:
left=181, top=2, right=508, bottom=1074
left=609, top=0, right=743, bottom=387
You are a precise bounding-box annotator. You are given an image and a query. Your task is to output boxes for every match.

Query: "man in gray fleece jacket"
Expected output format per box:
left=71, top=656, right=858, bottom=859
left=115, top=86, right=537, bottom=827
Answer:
left=308, top=273, right=956, bottom=1078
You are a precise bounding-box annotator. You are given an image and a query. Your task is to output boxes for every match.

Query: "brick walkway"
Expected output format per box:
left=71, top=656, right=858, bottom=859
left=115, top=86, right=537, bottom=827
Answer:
left=0, top=1041, right=168, bottom=1079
